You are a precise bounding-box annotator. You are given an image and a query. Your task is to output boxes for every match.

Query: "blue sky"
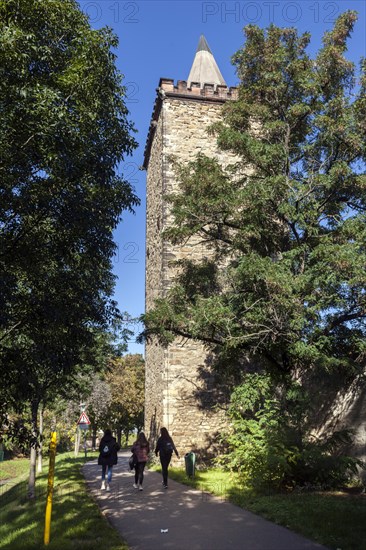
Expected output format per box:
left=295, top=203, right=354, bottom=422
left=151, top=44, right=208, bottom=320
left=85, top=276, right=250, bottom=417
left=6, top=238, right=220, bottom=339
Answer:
left=77, top=0, right=366, bottom=355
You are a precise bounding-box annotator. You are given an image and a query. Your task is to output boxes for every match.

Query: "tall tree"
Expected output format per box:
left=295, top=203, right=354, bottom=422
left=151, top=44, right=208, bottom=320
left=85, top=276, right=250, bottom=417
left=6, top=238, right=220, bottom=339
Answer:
left=106, top=354, right=145, bottom=444
left=86, top=376, right=112, bottom=448
left=0, top=0, right=138, bottom=496
left=142, top=13, right=366, bottom=484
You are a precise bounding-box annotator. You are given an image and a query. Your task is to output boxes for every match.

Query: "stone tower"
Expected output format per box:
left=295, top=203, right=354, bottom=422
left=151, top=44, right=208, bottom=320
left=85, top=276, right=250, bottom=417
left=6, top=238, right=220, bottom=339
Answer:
left=144, top=36, right=238, bottom=454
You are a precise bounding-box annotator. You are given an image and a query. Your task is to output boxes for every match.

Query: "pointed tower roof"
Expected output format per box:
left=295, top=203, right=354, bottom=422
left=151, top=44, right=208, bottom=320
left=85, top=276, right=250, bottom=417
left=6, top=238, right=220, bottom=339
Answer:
left=187, top=35, right=226, bottom=88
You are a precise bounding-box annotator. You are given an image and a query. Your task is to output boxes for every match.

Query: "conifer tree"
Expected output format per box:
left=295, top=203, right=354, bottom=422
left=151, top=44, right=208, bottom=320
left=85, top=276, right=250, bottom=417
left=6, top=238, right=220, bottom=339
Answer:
left=145, top=11, right=365, bottom=374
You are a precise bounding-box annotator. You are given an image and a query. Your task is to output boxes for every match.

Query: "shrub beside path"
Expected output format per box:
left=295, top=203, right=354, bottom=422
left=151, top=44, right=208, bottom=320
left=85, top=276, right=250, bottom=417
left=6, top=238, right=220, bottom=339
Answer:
left=82, top=451, right=328, bottom=550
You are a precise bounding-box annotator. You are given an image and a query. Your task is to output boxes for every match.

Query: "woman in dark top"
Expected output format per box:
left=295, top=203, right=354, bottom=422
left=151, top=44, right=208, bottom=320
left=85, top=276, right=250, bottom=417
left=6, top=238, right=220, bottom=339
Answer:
left=98, top=429, right=120, bottom=491
left=155, top=427, right=179, bottom=489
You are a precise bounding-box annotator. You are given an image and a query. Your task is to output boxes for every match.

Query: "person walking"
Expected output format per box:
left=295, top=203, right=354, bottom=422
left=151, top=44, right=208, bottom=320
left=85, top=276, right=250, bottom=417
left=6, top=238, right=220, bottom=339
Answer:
left=131, top=432, right=150, bottom=491
left=155, top=427, right=179, bottom=489
left=98, top=429, right=120, bottom=491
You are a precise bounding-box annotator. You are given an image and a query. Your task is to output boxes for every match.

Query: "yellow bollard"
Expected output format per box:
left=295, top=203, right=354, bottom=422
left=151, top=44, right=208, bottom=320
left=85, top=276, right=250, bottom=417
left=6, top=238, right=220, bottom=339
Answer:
left=44, top=431, right=57, bottom=545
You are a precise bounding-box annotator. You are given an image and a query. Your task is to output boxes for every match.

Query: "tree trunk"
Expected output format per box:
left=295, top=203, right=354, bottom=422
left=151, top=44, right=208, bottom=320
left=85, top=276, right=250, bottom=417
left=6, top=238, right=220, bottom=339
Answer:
left=124, top=429, right=129, bottom=446
left=75, top=428, right=81, bottom=456
left=28, top=400, right=39, bottom=499
left=117, top=426, right=122, bottom=446
left=92, top=426, right=97, bottom=450
left=74, top=427, right=81, bottom=457
left=37, top=403, right=43, bottom=473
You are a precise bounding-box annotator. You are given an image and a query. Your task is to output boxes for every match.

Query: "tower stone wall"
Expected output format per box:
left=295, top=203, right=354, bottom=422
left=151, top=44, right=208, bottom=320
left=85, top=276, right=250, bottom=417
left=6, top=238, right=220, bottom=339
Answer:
left=144, top=78, right=239, bottom=454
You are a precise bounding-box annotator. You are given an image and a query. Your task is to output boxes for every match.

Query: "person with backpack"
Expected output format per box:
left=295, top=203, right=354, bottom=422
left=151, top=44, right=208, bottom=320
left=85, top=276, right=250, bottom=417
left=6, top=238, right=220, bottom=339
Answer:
left=155, top=427, right=179, bottom=489
left=98, top=429, right=120, bottom=491
left=131, top=432, right=150, bottom=491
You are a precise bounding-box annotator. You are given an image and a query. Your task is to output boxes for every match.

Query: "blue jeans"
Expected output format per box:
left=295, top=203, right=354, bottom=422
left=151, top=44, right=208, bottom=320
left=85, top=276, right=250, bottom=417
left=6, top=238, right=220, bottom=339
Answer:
left=101, top=465, right=113, bottom=483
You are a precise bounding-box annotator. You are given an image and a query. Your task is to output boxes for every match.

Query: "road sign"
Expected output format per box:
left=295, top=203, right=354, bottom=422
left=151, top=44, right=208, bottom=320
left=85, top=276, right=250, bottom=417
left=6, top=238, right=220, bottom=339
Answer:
left=77, top=411, right=91, bottom=425
left=78, top=423, right=89, bottom=431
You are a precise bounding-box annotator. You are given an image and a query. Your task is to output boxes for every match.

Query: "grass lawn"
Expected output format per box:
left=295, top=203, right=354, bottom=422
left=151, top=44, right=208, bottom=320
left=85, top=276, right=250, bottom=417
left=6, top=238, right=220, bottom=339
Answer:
left=0, top=452, right=128, bottom=550
left=166, top=467, right=365, bottom=550
left=0, top=457, right=30, bottom=481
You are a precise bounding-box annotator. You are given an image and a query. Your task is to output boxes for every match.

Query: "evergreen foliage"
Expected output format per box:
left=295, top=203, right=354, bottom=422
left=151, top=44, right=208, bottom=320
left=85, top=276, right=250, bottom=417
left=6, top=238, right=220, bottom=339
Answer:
left=220, top=374, right=361, bottom=490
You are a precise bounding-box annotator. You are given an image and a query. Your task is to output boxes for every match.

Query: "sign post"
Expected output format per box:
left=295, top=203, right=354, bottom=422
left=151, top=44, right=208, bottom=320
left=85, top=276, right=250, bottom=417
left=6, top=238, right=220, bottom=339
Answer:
left=44, top=431, right=57, bottom=545
left=77, top=411, right=91, bottom=458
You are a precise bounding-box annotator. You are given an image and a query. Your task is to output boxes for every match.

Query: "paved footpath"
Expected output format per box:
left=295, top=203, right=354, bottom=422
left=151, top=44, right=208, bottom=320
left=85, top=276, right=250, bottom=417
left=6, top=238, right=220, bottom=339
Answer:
left=82, top=451, right=328, bottom=550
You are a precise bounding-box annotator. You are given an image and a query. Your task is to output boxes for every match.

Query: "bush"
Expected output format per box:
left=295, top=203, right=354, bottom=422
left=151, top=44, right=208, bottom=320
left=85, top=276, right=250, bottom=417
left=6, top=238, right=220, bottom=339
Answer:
left=219, top=374, right=364, bottom=490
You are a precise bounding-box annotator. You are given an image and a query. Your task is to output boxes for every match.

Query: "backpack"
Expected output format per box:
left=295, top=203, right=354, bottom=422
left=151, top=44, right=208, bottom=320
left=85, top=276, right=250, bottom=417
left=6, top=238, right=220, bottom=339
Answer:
left=101, top=441, right=113, bottom=458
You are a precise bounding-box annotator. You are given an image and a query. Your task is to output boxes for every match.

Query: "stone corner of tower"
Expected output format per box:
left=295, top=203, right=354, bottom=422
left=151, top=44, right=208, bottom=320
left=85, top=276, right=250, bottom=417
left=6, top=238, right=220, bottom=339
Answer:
left=143, top=79, right=238, bottom=169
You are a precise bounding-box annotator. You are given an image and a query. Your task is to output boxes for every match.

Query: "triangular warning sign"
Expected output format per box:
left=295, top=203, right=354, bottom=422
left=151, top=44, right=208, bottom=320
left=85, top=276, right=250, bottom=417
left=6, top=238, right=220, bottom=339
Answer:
left=77, top=411, right=91, bottom=425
